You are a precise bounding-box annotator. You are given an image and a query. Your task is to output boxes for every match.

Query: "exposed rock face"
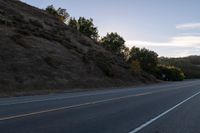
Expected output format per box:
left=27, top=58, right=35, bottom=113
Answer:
left=0, top=0, right=155, bottom=93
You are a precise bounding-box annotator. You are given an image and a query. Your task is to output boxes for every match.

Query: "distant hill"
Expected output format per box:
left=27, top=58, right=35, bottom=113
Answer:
left=159, top=56, right=200, bottom=79
left=0, top=0, right=156, bottom=95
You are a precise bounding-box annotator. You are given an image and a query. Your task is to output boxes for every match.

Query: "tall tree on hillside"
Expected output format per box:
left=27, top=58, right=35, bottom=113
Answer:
left=45, top=5, right=70, bottom=22
left=100, top=32, right=126, bottom=55
left=68, top=17, right=78, bottom=30
left=57, top=8, right=70, bottom=22
left=46, top=5, right=57, bottom=16
left=129, top=47, right=158, bottom=72
left=68, top=17, right=99, bottom=40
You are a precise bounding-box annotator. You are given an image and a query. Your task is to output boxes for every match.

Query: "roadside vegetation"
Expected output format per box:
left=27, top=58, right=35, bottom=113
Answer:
left=159, top=56, right=200, bottom=79
left=68, top=17, right=99, bottom=40
left=45, top=5, right=70, bottom=22
left=155, top=65, right=185, bottom=81
left=45, top=5, right=186, bottom=81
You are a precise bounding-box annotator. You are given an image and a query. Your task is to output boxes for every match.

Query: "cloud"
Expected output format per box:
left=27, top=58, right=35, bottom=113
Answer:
left=126, top=36, right=200, bottom=57
left=170, top=36, right=200, bottom=45
left=176, top=23, right=200, bottom=30
left=125, top=23, right=200, bottom=57
left=126, top=40, right=194, bottom=48
left=180, top=33, right=200, bottom=36
left=126, top=40, right=168, bottom=47
left=126, top=35, right=200, bottom=48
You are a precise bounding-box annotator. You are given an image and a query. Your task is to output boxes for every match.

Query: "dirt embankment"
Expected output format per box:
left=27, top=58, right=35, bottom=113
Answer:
left=0, top=0, right=157, bottom=96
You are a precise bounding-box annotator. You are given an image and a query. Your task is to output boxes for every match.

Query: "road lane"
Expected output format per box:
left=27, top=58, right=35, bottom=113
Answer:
left=0, top=80, right=199, bottom=120
left=129, top=90, right=200, bottom=133
left=139, top=88, right=200, bottom=133
left=0, top=80, right=198, bottom=106
left=0, top=80, right=200, bottom=133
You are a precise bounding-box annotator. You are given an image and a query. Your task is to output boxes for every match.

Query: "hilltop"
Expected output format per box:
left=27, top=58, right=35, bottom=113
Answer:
left=0, top=0, right=157, bottom=96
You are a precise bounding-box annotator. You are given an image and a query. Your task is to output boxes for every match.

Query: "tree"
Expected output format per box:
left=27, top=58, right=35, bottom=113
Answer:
left=129, top=47, right=158, bottom=72
left=101, top=32, right=126, bottom=55
left=68, top=17, right=99, bottom=40
left=45, top=5, right=70, bottom=23
left=68, top=17, right=78, bottom=30
left=46, top=5, right=57, bottom=16
left=121, top=47, right=130, bottom=61
left=57, top=8, right=70, bottom=22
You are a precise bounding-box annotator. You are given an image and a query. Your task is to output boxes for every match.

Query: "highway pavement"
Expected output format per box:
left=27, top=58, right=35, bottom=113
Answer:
left=0, top=80, right=200, bottom=133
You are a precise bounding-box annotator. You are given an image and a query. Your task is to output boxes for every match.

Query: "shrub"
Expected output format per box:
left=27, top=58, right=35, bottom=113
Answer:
left=159, top=56, right=200, bottom=79
left=130, top=60, right=141, bottom=75
left=0, top=16, right=12, bottom=26
left=83, top=50, right=115, bottom=77
left=0, top=10, right=5, bottom=15
left=12, top=14, right=25, bottom=23
left=29, top=19, right=43, bottom=28
left=44, top=56, right=61, bottom=68
left=15, top=28, right=31, bottom=36
left=156, top=65, right=185, bottom=81
left=79, top=38, right=92, bottom=47
left=96, top=59, right=114, bottom=77
left=11, top=34, right=31, bottom=48
left=0, top=18, right=7, bottom=25
left=44, top=20, right=53, bottom=26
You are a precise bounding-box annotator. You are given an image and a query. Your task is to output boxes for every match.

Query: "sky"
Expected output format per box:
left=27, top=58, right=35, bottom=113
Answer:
left=22, top=0, right=200, bottom=57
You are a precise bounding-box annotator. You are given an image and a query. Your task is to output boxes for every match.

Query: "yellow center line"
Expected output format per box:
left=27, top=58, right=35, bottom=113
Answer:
left=0, top=84, right=196, bottom=121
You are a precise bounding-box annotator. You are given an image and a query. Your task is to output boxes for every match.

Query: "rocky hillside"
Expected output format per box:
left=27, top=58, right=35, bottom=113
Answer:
left=0, top=0, right=155, bottom=94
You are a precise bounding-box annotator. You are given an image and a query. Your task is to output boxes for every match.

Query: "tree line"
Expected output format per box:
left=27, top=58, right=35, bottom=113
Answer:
left=45, top=5, right=185, bottom=81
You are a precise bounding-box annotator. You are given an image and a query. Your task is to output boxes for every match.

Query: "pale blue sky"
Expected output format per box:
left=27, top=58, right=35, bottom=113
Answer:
left=22, top=0, right=200, bottom=57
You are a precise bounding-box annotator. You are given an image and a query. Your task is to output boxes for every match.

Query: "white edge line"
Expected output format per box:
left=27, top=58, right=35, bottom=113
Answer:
left=129, top=91, right=200, bottom=133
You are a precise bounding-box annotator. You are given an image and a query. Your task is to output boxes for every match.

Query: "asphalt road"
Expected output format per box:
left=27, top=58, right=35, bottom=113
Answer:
left=0, top=80, right=200, bottom=133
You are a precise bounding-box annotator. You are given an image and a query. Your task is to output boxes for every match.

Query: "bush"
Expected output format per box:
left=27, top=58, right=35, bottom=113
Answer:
left=0, top=18, right=7, bottom=25
left=159, top=56, right=200, bottom=79
left=156, top=65, right=185, bottom=81
left=11, top=34, right=31, bottom=48
left=83, top=50, right=116, bottom=77
left=45, top=5, right=70, bottom=23
left=44, top=56, right=61, bottom=69
left=15, top=28, right=31, bottom=36
left=0, top=10, right=5, bottom=15
left=29, top=19, right=43, bottom=28
left=96, top=59, right=115, bottom=77
left=130, top=60, right=141, bottom=75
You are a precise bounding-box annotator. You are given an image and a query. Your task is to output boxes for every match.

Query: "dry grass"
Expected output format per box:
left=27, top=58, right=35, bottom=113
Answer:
left=0, top=0, right=157, bottom=96
left=11, top=34, right=32, bottom=48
